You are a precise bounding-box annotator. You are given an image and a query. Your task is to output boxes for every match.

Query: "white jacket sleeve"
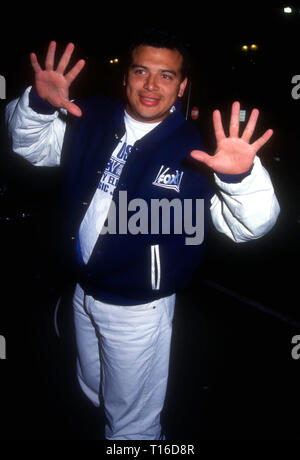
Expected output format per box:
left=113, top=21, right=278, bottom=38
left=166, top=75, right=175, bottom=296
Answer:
left=5, top=86, right=66, bottom=167
left=210, top=156, right=280, bottom=242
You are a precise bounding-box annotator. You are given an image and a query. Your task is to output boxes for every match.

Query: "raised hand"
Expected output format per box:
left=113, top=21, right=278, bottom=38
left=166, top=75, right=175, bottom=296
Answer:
left=30, top=41, right=86, bottom=117
left=190, top=102, right=273, bottom=175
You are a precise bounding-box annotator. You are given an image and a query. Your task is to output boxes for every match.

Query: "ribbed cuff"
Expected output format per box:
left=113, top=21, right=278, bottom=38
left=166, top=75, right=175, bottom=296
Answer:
left=215, top=164, right=253, bottom=184
left=29, top=86, right=57, bottom=115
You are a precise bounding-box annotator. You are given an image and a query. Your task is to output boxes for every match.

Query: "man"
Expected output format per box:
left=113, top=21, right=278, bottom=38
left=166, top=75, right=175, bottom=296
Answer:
left=5, top=29, right=280, bottom=440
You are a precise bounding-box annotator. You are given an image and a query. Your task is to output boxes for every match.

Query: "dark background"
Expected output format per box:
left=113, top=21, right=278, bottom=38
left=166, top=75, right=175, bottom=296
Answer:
left=0, top=4, right=300, bottom=441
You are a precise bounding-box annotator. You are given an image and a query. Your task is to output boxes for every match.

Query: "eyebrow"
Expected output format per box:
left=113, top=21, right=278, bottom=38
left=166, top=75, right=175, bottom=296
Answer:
left=130, top=64, right=177, bottom=77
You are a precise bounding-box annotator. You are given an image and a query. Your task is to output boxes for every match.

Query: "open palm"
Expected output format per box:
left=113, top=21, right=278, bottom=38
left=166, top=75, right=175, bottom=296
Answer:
left=191, top=102, right=273, bottom=174
left=30, top=41, right=85, bottom=117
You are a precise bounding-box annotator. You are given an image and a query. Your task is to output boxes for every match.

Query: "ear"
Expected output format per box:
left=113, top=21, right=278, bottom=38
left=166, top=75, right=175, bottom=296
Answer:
left=178, top=77, right=188, bottom=98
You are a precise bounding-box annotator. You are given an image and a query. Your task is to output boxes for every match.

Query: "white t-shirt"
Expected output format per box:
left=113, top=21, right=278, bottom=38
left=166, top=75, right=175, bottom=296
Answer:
left=79, top=111, right=160, bottom=264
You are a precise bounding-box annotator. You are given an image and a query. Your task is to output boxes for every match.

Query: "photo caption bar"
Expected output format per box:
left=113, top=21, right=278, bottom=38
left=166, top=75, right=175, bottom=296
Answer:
left=103, top=442, right=196, bottom=457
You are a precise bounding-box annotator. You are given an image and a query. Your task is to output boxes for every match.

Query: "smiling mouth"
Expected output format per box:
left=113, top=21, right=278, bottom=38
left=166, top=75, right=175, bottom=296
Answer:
left=139, top=95, right=160, bottom=106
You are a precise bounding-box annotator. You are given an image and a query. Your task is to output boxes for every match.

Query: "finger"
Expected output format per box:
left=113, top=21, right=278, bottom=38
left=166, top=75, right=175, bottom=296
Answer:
left=190, top=149, right=213, bottom=167
left=229, top=101, right=240, bottom=137
left=56, top=42, right=75, bottom=74
left=30, top=52, right=42, bottom=73
left=213, top=110, right=226, bottom=143
left=62, top=99, right=82, bottom=117
left=65, top=59, right=86, bottom=85
left=45, top=40, right=56, bottom=71
left=251, top=129, right=273, bottom=152
left=241, top=108, right=259, bottom=142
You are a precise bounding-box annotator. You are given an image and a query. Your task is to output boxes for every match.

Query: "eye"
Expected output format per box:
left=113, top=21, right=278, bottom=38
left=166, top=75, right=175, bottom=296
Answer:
left=161, top=73, right=173, bottom=81
left=134, top=68, right=146, bottom=75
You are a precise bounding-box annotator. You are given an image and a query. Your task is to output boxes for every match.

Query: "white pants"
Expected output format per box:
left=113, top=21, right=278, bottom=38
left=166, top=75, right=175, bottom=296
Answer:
left=73, top=283, right=176, bottom=440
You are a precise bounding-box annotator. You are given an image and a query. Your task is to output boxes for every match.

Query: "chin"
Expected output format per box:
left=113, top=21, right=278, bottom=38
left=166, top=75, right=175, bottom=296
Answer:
left=135, top=108, right=168, bottom=123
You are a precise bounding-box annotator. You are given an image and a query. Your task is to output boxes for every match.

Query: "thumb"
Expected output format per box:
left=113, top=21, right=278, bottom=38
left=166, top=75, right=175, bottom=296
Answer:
left=63, top=99, right=83, bottom=117
left=190, top=149, right=212, bottom=166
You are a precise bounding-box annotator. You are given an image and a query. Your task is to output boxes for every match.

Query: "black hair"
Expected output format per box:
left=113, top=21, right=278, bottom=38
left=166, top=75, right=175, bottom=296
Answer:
left=123, top=27, right=192, bottom=82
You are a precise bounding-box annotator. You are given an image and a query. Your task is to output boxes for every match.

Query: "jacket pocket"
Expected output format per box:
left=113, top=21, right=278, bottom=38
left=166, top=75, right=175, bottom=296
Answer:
left=151, top=244, right=161, bottom=290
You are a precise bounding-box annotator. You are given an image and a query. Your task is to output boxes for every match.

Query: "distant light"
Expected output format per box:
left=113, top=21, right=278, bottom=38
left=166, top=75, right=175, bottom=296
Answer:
left=241, top=45, right=248, bottom=52
left=114, top=58, right=119, bottom=63
left=251, top=44, right=258, bottom=50
left=109, top=59, right=114, bottom=64
left=283, top=7, right=293, bottom=13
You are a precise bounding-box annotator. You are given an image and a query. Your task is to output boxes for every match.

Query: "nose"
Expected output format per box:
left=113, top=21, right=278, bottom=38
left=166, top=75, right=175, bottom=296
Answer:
left=144, top=73, right=158, bottom=92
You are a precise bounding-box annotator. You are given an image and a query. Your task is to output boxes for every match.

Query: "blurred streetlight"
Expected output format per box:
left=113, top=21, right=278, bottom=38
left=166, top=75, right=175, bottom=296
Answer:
left=109, top=58, right=119, bottom=64
left=241, top=44, right=258, bottom=52
left=283, top=7, right=293, bottom=13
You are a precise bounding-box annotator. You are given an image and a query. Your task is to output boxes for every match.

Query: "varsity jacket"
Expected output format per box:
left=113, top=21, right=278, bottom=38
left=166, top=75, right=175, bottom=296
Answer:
left=5, top=87, right=280, bottom=304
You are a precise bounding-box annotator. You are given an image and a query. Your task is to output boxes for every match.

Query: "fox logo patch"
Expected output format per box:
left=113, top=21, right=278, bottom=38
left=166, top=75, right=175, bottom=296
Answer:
left=152, top=166, right=184, bottom=193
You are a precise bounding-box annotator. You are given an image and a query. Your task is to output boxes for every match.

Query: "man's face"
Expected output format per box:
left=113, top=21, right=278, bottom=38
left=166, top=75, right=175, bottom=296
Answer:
left=124, top=45, right=188, bottom=123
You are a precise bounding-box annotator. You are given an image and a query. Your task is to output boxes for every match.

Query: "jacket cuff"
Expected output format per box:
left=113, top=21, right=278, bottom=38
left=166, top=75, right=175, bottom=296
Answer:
left=215, top=164, right=253, bottom=184
left=29, top=87, right=57, bottom=115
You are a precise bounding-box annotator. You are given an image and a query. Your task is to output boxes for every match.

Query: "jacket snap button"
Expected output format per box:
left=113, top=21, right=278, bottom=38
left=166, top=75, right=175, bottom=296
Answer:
left=153, top=306, right=156, bottom=309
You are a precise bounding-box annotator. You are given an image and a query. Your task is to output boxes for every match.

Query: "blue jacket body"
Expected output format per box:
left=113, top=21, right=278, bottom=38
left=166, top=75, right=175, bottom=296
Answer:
left=33, top=92, right=216, bottom=304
